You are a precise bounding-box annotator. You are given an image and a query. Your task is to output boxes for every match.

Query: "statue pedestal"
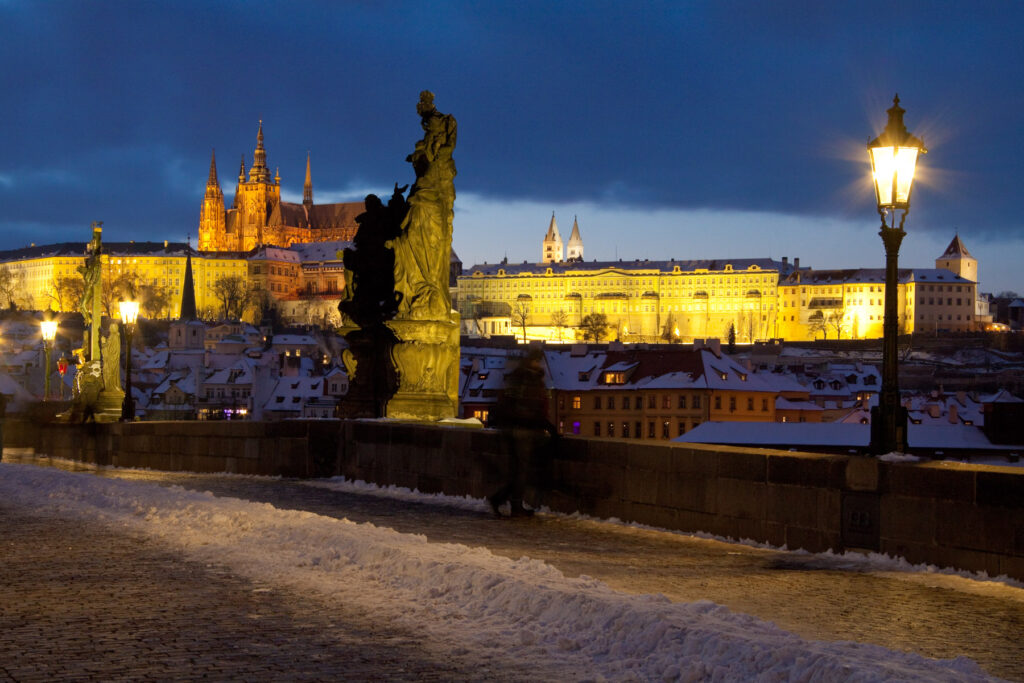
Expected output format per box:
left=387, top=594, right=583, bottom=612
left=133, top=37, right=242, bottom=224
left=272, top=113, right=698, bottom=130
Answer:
left=385, top=313, right=460, bottom=422
left=94, top=387, right=125, bottom=423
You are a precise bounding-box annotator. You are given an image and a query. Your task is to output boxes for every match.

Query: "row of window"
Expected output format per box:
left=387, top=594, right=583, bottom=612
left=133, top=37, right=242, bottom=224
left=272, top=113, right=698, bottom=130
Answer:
left=588, top=419, right=696, bottom=439
left=566, top=394, right=704, bottom=410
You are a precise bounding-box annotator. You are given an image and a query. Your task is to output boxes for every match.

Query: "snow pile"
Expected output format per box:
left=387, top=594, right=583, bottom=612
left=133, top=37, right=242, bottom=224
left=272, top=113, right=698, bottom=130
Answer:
left=0, top=464, right=993, bottom=681
left=307, top=476, right=1023, bottom=589
left=880, top=452, right=923, bottom=463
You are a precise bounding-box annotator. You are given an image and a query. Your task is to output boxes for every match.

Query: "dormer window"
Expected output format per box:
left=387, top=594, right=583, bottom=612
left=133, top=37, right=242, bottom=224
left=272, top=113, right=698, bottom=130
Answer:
left=602, top=371, right=626, bottom=385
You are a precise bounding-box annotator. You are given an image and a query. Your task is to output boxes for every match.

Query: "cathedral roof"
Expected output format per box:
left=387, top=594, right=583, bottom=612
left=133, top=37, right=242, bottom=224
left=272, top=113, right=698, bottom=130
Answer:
left=275, top=201, right=363, bottom=230
left=939, top=234, right=973, bottom=259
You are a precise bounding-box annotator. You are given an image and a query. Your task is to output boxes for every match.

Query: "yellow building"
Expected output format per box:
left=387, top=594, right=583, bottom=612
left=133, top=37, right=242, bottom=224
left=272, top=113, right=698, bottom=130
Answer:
left=198, top=123, right=362, bottom=252
left=777, top=267, right=977, bottom=340
left=0, top=241, right=248, bottom=320
left=459, top=257, right=782, bottom=343
left=457, top=220, right=981, bottom=343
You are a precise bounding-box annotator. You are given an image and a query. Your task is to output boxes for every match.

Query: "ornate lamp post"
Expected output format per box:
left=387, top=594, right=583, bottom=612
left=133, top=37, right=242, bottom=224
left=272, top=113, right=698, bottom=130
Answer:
left=119, top=300, right=139, bottom=421
left=867, top=95, right=926, bottom=454
left=40, top=319, right=58, bottom=401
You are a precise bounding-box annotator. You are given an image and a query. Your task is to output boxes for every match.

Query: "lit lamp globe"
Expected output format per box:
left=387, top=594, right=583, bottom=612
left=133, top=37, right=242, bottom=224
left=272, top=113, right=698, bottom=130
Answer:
left=867, top=95, right=927, bottom=223
left=119, top=300, right=140, bottom=326
left=40, top=320, right=58, bottom=343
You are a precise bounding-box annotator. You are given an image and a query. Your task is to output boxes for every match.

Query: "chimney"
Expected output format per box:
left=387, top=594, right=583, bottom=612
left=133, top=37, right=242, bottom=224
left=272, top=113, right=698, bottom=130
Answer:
left=794, top=257, right=800, bottom=270
left=782, top=256, right=788, bottom=268
left=948, top=404, right=959, bottom=424
left=956, top=391, right=966, bottom=406
left=928, top=404, right=941, bottom=419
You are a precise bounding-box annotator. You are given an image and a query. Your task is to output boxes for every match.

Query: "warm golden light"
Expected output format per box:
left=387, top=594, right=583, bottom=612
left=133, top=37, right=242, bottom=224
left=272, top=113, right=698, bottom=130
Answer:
left=40, top=319, right=58, bottom=342
left=869, top=145, right=920, bottom=208
left=867, top=95, right=926, bottom=213
left=119, top=300, right=140, bottom=325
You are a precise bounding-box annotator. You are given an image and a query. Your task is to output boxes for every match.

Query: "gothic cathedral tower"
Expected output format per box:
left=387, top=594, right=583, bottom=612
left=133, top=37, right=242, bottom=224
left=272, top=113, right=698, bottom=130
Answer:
left=198, top=150, right=225, bottom=252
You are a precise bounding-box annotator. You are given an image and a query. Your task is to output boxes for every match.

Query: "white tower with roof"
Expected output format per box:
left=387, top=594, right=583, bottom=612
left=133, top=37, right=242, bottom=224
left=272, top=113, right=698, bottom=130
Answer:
left=566, top=216, right=584, bottom=261
left=935, top=234, right=978, bottom=283
left=541, top=212, right=564, bottom=263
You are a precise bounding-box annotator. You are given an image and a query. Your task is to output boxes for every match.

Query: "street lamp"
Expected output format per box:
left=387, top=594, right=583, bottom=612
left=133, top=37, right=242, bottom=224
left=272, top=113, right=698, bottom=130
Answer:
left=867, top=94, right=926, bottom=455
left=40, top=318, right=58, bottom=401
left=119, top=300, right=139, bottom=421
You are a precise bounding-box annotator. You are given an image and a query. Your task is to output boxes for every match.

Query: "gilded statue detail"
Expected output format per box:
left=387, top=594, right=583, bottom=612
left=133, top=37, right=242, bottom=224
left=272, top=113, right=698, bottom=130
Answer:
left=390, top=91, right=457, bottom=321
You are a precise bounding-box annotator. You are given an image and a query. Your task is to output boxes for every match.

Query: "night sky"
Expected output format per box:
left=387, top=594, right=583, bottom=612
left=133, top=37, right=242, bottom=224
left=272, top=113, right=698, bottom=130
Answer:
left=2, top=1, right=1022, bottom=292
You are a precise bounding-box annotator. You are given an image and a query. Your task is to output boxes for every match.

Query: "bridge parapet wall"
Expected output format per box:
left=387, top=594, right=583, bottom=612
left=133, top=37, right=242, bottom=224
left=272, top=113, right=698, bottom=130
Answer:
left=4, top=419, right=1023, bottom=580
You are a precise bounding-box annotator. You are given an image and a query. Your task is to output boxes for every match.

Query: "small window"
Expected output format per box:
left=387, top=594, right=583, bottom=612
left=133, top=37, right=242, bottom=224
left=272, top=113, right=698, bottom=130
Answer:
left=678, top=394, right=687, bottom=409
left=714, top=396, right=722, bottom=410
left=572, top=395, right=581, bottom=409
left=647, top=422, right=655, bottom=438
left=593, top=396, right=602, bottom=410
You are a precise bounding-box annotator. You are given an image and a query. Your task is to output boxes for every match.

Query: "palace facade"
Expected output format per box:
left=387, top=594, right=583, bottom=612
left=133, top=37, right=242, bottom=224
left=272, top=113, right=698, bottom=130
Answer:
left=455, top=220, right=982, bottom=342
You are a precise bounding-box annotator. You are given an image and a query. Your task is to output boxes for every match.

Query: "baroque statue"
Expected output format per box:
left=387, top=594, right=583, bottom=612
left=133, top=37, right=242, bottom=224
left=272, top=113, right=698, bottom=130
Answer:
left=337, top=91, right=460, bottom=421
left=391, top=91, right=457, bottom=321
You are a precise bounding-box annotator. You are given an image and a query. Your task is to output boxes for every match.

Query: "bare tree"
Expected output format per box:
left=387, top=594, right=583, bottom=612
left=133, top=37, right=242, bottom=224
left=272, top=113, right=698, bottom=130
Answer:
left=827, top=306, right=848, bottom=340
left=580, top=313, right=608, bottom=342
left=50, top=275, right=85, bottom=312
left=211, top=274, right=253, bottom=321
left=139, top=281, right=172, bottom=319
left=102, top=270, right=140, bottom=317
left=0, top=265, right=27, bottom=310
left=808, top=311, right=828, bottom=339
left=511, top=300, right=531, bottom=342
left=550, top=309, right=568, bottom=342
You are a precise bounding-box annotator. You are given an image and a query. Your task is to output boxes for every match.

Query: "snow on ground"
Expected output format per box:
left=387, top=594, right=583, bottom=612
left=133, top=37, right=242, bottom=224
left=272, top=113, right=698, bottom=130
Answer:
left=0, top=463, right=995, bottom=681
left=308, top=476, right=1024, bottom=591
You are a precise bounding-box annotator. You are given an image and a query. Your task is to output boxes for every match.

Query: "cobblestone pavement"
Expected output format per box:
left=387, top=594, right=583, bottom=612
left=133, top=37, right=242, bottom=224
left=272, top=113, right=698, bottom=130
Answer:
left=0, top=504, right=522, bottom=682
left=5, top=451, right=1024, bottom=681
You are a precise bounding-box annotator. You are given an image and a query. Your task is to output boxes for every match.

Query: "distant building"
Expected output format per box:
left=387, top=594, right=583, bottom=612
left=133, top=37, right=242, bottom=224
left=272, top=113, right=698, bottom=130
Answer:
left=198, top=124, right=362, bottom=252
left=456, top=217, right=982, bottom=343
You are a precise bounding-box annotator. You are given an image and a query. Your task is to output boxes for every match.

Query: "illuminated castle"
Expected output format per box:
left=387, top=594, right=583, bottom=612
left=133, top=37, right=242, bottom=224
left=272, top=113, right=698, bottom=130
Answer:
left=198, top=122, right=362, bottom=252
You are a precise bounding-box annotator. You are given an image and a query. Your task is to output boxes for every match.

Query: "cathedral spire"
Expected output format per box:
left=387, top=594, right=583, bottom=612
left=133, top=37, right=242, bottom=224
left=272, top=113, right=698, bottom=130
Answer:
left=567, top=215, right=584, bottom=261
left=205, top=149, right=222, bottom=199
left=250, top=119, right=270, bottom=183
left=542, top=212, right=564, bottom=263
left=303, top=151, right=313, bottom=207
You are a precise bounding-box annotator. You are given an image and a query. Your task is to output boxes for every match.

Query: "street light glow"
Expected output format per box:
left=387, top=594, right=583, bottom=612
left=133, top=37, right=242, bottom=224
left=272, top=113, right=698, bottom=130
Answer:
left=867, top=94, right=926, bottom=216
left=119, top=300, right=140, bottom=325
left=40, top=320, right=58, bottom=342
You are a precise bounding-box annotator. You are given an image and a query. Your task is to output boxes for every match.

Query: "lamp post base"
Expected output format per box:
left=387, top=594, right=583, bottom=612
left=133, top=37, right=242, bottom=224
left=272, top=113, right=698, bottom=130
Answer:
left=870, top=404, right=908, bottom=455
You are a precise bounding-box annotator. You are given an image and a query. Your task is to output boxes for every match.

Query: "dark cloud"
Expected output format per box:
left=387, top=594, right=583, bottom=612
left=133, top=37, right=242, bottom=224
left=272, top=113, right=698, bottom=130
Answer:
left=1, top=0, right=1021, bottom=247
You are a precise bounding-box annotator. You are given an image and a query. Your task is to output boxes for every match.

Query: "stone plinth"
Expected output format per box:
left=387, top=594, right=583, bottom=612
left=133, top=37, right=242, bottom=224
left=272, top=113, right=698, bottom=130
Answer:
left=385, top=313, right=459, bottom=421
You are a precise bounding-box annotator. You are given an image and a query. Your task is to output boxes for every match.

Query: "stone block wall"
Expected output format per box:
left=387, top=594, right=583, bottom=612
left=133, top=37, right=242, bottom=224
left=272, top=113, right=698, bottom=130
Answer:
left=5, top=418, right=1023, bottom=580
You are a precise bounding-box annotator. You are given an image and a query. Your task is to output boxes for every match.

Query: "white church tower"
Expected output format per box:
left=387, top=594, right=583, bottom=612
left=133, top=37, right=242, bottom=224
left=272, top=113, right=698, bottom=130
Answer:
left=566, top=215, right=584, bottom=261
left=936, top=234, right=978, bottom=283
left=542, top=212, right=564, bottom=263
